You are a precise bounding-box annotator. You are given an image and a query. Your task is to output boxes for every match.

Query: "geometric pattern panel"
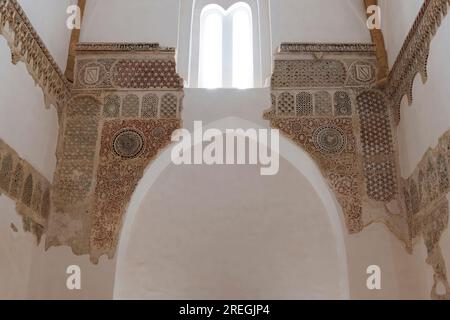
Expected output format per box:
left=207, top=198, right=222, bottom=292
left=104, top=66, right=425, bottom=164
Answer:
left=266, top=44, right=406, bottom=241
left=314, top=91, right=332, bottom=116
left=142, top=94, right=159, bottom=118
left=357, top=90, right=397, bottom=202
left=48, top=42, right=185, bottom=262
left=272, top=60, right=347, bottom=88
left=364, top=161, right=397, bottom=202
left=334, top=91, right=352, bottom=116
left=52, top=95, right=101, bottom=207
left=278, top=92, right=295, bottom=116
left=272, top=90, right=354, bottom=118
left=122, top=94, right=140, bottom=117
left=104, top=95, right=121, bottom=118
left=160, top=93, right=178, bottom=118
left=296, top=92, right=313, bottom=116
left=111, top=59, right=182, bottom=89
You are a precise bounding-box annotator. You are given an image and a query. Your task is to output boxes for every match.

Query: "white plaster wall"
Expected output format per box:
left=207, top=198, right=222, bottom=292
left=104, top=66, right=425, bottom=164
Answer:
left=395, top=15, right=450, bottom=178
left=80, top=0, right=371, bottom=85
left=0, top=40, right=59, bottom=180
left=0, top=1, right=76, bottom=299
left=81, top=0, right=180, bottom=47
left=379, top=0, right=423, bottom=68
left=381, top=0, right=450, bottom=297
left=0, top=196, right=34, bottom=299
left=115, top=157, right=345, bottom=299
left=114, top=89, right=427, bottom=299
left=26, top=246, right=115, bottom=299
left=270, top=0, right=371, bottom=50
left=345, top=223, right=429, bottom=299
left=114, top=88, right=348, bottom=299
left=0, top=0, right=72, bottom=179
left=0, top=195, right=116, bottom=299
left=18, top=0, right=73, bottom=69
left=0, top=0, right=440, bottom=299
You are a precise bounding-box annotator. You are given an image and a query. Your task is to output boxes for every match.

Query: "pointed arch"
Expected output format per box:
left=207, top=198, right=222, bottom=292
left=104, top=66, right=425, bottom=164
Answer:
left=114, top=116, right=350, bottom=299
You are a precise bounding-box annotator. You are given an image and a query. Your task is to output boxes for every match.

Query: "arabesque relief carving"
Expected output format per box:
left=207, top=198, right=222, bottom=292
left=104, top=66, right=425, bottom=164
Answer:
left=265, top=43, right=409, bottom=241
left=0, top=0, right=71, bottom=113
left=385, top=0, right=450, bottom=123
left=265, top=43, right=450, bottom=300
left=0, top=139, right=51, bottom=242
left=47, top=43, right=183, bottom=262
left=0, top=0, right=449, bottom=300
left=403, top=131, right=450, bottom=299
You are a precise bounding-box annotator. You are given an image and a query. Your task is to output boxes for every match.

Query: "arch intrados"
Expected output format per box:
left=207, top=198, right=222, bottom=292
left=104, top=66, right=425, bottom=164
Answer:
left=114, top=116, right=350, bottom=299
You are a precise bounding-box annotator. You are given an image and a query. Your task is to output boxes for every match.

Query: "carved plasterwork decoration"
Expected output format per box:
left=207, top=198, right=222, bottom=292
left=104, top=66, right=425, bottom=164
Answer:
left=268, top=42, right=450, bottom=299
left=385, top=0, right=450, bottom=123
left=312, top=125, right=347, bottom=155
left=351, top=61, right=375, bottom=84
left=267, top=116, right=363, bottom=232
left=91, top=119, right=180, bottom=260
left=403, top=130, right=450, bottom=299
left=0, top=0, right=71, bottom=112
left=112, top=129, right=145, bottom=159
left=266, top=43, right=409, bottom=238
left=0, top=139, right=51, bottom=242
left=48, top=43, right=183, bottom=262
left=356, top=90, right=397, bottom=202
left=279, top=43, right=376, bottom=53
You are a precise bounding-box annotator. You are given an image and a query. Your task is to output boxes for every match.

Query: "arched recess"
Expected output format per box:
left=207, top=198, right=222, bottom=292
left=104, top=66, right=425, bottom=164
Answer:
left=114, top=116, right=350, bottom=299
left=177, top=0, right=272, bottom=88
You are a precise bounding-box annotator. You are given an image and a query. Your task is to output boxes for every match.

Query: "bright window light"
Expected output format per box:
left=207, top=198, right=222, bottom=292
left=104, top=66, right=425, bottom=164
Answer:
left=232, top=5, right=253, bottom=89
left=199, top=8, right=223, bottom=89
left=198, top=2, right=254, bottom=89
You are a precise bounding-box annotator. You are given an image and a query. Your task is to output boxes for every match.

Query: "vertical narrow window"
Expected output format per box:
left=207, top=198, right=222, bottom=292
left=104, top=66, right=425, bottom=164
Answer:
left=199, top=7, right=223, bottom=88
left=197, top=2, right=255, bottom=89
left=232, top=4, right=253, bottom=89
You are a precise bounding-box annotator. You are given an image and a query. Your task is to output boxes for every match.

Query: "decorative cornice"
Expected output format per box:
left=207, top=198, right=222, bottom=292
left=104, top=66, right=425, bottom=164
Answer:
left=0, top=0, right=71, bottom=111
left=76, top=42, right=176, bottom=54
left=279, top=42, right=376, bottom=53
left=385, top=0, right=450, bottom=123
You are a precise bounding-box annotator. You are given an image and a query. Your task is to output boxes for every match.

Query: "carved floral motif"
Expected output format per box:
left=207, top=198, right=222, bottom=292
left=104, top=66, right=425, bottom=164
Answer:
left=385, top=0, right=450, bottom=123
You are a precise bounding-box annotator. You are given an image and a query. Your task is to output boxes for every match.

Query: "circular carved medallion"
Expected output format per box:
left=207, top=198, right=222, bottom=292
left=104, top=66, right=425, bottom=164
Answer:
left=313, top=126, right=347, bottom=155
left=152, top=126, right=166, bottom=138
left=113, top=129, right=144, bottom=158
